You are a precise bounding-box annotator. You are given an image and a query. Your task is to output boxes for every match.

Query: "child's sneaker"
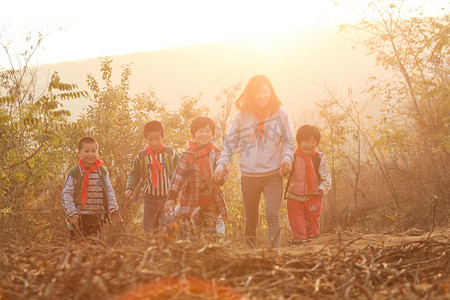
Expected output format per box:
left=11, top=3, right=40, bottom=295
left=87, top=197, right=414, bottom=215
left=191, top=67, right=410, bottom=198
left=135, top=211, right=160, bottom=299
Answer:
left=291, top=239, right=308, bottom=245
left=306, top=235, right=318, bottom=241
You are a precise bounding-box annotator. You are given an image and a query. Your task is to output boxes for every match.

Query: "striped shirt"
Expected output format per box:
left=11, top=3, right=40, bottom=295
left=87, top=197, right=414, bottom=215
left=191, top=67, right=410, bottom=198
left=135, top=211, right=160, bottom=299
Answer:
left=62, top=164, right=119, bottom=218
left=126, top=146, right=179, bottom=197
left=80, top=170, right=104, bottom=214
left=140, top=152, right=172, bottom=196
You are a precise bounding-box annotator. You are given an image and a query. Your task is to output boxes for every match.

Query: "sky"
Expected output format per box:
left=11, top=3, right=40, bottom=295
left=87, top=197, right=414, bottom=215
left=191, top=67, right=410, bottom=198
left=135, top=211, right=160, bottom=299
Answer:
left=1, top=0, right=447, bottom=67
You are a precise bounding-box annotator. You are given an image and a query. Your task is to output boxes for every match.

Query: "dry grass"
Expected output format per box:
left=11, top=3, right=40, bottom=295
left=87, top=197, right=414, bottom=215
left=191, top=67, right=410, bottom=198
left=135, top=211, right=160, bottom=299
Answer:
left=0, top=228, right=449, bottom=299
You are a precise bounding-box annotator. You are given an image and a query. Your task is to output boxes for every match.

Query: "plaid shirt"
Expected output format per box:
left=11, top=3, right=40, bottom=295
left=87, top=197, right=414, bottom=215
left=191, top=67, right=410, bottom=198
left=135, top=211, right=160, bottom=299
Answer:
left=168, top=145, right=228, bottom=219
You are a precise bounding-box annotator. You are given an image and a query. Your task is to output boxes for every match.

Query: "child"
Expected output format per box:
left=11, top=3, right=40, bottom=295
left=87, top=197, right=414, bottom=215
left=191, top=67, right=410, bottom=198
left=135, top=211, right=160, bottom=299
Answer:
left=164, top=117, right=228, bottom=242
left=213, top=75, right=294, bottom=248
left=125, top=121, right=179, bottom=234
left=284, top=125, right=332, bottom=243
left=62, top=136, right=122, bottom=238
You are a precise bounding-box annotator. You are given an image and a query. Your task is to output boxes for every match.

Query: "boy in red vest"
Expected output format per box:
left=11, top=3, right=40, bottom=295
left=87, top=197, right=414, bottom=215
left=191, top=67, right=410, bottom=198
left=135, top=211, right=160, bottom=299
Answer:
left=285, top=125, right=332, bottom=243
left=62, top=137, right=122, bottom=238
left=164, top=117, right=228, bottom=242
left=125, top=121, right=179, bottom=234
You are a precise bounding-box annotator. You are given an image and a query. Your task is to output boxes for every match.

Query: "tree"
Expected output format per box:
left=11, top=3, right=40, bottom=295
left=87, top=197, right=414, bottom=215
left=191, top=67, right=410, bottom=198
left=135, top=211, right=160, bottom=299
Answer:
left=317, top=96, right=349, bottom=225
left=214, top=80, right=242, bottom=147
left=334, top=0, right=449, bottom=229
left=350, top=2, right=449, bottom=203
left=0, top=31, right=87, bottom=202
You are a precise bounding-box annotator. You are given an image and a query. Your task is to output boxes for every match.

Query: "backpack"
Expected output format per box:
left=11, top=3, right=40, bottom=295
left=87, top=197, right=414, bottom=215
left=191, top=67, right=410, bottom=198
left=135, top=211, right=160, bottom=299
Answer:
left=284, top=152, right=322, bottom=199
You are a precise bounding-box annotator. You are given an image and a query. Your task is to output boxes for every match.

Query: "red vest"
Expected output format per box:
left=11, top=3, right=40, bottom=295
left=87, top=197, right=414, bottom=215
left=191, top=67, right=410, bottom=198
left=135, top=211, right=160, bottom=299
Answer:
left=287, top=154, right=320, bottom=196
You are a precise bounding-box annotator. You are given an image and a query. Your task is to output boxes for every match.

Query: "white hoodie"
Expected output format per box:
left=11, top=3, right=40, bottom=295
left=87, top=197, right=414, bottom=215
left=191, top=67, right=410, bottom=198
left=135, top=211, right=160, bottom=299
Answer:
left=217, top=108, right=294, bottom=177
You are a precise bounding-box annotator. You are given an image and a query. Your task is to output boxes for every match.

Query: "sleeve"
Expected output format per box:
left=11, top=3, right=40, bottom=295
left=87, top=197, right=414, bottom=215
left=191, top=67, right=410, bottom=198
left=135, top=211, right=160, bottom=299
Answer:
left=103, top=169, right=120, bottom=213
left=62, top=173, right=78, bottom=217
left=172, top=148, right=180, bottom=171
left=125, top=154, right=141, bottom=191
left=280, top=110, right=294, bottom=164
left=216, top=113, right=241, bottom=171
left=167, top=152, right=188, bottom=202
left=318, top=154, right=332, bottom=196
left=214, top=149, right=228, bottom=186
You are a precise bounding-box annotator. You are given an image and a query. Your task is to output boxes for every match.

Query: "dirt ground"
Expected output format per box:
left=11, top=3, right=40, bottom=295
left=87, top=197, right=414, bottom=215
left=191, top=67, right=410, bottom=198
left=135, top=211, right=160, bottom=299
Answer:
left=278, top=226, right=450, bottom=255
left=0, top=227, right=448, bottom=300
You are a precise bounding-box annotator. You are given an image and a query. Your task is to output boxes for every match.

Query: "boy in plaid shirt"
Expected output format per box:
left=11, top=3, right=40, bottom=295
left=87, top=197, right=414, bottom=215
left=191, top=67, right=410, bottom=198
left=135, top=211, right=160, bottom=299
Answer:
left=165, top=117, right=228, bottom=241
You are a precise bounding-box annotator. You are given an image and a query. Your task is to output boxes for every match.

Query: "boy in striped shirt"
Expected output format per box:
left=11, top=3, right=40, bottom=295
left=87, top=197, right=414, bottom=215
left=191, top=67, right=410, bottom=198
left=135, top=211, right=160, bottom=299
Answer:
left=125, top=121, right=179, bottom=234
left=62, top=136, right=122, bottom=238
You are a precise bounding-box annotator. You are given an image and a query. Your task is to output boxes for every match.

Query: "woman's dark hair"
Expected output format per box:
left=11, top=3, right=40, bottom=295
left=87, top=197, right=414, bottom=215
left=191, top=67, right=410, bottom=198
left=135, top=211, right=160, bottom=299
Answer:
left=235, top=75, right=281, bottom=115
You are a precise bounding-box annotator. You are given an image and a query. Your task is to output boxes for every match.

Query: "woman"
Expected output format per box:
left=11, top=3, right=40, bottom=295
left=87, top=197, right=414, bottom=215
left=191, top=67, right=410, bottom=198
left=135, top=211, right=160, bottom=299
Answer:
left=214, top=75, right=294, bottom=248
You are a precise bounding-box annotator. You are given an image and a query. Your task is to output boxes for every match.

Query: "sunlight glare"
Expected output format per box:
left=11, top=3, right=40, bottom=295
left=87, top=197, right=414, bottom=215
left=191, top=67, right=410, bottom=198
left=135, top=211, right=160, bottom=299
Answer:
left=1, top=0, right=448, bottom=65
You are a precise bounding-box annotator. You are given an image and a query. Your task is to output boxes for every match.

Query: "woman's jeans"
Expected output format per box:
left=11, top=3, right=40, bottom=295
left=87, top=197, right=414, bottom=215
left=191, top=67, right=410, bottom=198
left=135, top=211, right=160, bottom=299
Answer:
left=241, top=174, right=283, bottom=248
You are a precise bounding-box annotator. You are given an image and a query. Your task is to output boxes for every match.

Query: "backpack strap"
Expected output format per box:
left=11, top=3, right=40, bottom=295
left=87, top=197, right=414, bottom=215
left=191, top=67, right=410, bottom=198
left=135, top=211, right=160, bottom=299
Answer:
left=69, top=165, right=82, bottom=201
left=138, top=150, right=150, bottom=178
left=162, top=146, right=175, bottom=178
left=98, top=166, right=110, bottom=222
left=312, top=152, right=323, bottom=183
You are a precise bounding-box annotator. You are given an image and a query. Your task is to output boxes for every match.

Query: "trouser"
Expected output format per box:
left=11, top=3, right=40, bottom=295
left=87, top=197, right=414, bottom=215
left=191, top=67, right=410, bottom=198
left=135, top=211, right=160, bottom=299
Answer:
left=69, top=214, right=102, bottom=238
left=181, top=204, right=219, bottom=242
left=287, top=196, right=322, bottom=240
left=241, top=174, right=283, bottom=248
left=143, top=194, right=167, bottom=233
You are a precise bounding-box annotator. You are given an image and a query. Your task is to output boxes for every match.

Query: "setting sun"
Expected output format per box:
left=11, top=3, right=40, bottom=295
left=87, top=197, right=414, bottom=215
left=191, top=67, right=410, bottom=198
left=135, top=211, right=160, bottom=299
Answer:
left=1, top=0, right=447, bottom=65
left=0, top=1, right=449, bottom=299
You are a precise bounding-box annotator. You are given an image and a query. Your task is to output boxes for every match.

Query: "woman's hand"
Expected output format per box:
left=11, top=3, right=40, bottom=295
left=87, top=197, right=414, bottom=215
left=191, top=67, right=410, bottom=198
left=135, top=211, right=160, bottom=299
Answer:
left=280, top=160, right=292, bottom=177
left=213, top=168, right=225, bottom=183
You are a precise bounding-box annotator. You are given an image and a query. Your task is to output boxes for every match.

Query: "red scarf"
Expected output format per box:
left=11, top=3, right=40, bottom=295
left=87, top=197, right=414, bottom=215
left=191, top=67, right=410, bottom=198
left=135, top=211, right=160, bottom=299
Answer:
left=295, top=148, right=317, bottom=193
left=188, top=141, right=214, bottom=176
left=79, top=158, right=104, bottom=207
left=145, top=144, right=164, bottom=190
left=255, top=105, right=269, bottom=140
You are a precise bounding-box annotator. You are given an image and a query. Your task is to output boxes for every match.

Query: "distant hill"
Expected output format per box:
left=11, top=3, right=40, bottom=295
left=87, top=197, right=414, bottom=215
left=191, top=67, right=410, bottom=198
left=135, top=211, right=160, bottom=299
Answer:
left=40, top=26, right=384, bottom=121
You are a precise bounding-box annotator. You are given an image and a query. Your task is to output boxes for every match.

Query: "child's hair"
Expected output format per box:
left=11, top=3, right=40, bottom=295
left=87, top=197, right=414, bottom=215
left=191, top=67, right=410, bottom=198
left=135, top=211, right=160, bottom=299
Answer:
left=296, top=125, right=321, bottom=144
left=235, top=75, right=281, bottom=115
left=190, top=116, right=216, bottom=137
left=78, top=136, right=99, bottom=151
left=143, top=121, right=165, bottom=138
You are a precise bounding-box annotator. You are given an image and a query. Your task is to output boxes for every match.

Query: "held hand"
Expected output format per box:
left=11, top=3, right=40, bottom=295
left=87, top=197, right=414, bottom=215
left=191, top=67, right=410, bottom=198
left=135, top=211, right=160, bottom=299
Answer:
left=213, top=170, right=228, bottom=186
left=280, top=160, right=292, bottom=177
left=124, top=189, right=133, bottom=200
left=213, top=169, right=225, bottom=183
left=165, top=200, right=175, bottom=214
